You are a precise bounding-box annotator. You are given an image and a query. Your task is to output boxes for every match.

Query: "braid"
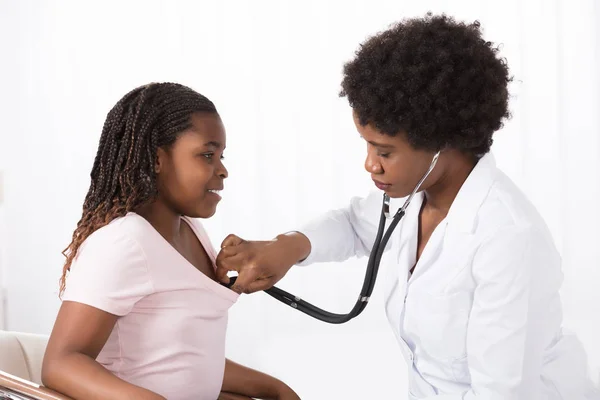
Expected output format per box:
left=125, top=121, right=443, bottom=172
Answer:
left=60, top=83, right=217, bottom=297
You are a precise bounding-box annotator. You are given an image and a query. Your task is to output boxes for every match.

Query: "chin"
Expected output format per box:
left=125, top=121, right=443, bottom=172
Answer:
left=385, top=188, right=413, bottom=199
left=193, top=206, right=218, bottom=219
left=180, top=206, right=215, bottom=219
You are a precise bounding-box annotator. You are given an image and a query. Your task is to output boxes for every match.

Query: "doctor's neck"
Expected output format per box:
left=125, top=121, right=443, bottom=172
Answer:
left=422, top=151, right=478, bottom=214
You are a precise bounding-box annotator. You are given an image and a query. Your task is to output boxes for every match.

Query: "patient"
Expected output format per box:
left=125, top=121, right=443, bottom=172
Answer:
left=41, top=83, right=300, bottom=400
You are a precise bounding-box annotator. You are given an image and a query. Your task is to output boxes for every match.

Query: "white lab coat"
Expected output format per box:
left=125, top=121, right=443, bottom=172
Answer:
left=298, top=153, right=599, bottom=399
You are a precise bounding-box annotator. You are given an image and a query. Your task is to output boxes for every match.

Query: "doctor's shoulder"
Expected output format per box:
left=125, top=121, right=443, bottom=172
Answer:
left=472, top=171, right=561, bottom=268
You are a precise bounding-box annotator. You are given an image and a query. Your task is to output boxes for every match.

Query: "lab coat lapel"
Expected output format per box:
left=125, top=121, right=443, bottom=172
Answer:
left=383, top=194, right=422, bottom=336
left=415, top=153, right=498, bottom=291
left=383, top=152, right=499, bottom=332
left=407, top=220, right=446, bottom=284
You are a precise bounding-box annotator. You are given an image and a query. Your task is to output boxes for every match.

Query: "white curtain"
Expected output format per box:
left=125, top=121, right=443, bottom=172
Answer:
left=1, top=0, right=598, bottom=397
left=0, top=170, right=5, bottom=331
left=0, top=79, right=6, bottom=330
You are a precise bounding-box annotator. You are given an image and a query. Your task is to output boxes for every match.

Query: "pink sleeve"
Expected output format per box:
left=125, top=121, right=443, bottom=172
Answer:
left=62, top=229, right=153, bottom=316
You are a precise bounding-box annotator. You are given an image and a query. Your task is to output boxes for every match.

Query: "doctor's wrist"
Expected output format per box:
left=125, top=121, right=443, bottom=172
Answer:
left=276, top=231, right=312, bottom=264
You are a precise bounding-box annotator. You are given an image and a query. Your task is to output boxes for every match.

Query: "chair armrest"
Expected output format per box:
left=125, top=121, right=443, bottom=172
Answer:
left=0, top=370, right=72, bottom=400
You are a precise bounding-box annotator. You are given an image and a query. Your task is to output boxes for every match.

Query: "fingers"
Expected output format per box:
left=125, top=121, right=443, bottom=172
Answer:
left=217, top=234, right=268, bottom=293
left=220, top=234, right=245, bottom=249
left=215, top=264, right=231, bottom=284
left=215, top=252, right=245, bottom=283
left=215, top=234, right=246, bottom=283
left=230, top=267, right=261, bottom=295
left=244, top=277, right=276, bottom=294
left=230, top=269, right=280, bottom=294
left=219, top=245, right=240, bottom=257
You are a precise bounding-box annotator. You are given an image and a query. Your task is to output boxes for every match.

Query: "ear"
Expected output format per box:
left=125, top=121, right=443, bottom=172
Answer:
left=155, top=147, right=167, bottom=174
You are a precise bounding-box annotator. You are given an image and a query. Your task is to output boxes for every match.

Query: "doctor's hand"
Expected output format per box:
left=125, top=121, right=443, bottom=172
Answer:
left=216, top=232, right=311, bottom=294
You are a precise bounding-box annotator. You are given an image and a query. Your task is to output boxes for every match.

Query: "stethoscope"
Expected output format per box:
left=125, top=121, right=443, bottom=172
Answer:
left=228, top=151, right=441, bottom=324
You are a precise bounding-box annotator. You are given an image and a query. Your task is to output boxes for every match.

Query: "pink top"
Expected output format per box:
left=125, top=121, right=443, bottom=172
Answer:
left=62, top=213, right=239, bottom=400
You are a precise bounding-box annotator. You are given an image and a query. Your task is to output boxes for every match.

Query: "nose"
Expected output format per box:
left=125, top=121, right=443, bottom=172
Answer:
left=364, top=146, right=383, bottom=174
left=217, top=158, right=228, bottom=179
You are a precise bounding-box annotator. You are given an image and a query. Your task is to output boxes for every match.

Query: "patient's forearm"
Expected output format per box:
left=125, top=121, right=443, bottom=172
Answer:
left=42, top=352, right=165, bottom=400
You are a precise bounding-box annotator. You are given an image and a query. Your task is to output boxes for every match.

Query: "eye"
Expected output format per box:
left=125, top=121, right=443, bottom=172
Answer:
left=200, top=152, right=225, bottom=161
left=378, top=152, right=390, bottom=158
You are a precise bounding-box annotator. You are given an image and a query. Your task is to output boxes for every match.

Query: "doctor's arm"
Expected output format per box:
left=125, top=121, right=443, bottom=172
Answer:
left=423, top=225, right=554, bottom=400
left=216, top=191, right=382, bottom=293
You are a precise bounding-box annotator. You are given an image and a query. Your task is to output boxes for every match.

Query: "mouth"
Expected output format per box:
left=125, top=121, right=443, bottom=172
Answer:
left=206, top=188, right=223, bottom=199
left=372, top=179, right=391, bottom=191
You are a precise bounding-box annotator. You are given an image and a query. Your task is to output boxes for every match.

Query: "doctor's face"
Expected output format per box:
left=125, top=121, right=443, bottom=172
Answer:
left=353, top=112, right=440, bottom=199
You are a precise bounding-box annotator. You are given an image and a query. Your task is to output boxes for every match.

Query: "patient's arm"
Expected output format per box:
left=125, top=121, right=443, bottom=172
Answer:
left=217, top=392, right=253, bottom=400
left=42, top=301, right=165, bottom=400
left=221, top=359, right=300, bottom=400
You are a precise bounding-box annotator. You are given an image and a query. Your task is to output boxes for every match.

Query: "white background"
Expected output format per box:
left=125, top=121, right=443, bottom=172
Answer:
left=1, top=0, right=599, bottom=398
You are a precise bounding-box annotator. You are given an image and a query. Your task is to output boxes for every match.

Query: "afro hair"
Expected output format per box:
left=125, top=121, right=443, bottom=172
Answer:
left=340, top=13, right=512, bottom=156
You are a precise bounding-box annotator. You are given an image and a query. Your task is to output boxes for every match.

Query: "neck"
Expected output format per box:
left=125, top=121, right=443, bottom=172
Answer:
left=136, top=199, right=182, bottom=244
left=423, top=152, right=477, bottom=214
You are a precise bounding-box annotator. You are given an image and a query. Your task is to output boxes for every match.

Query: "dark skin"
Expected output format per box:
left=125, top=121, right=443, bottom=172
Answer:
left=215, top=110, right=477, bottom=293
left=42, top=113, right=300, bottom=400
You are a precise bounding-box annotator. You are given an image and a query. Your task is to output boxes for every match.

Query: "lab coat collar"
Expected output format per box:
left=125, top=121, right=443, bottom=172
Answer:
left=444, top=152, right=498, bottom=233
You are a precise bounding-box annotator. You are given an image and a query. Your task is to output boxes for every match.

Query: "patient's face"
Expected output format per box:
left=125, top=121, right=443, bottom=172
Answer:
left=156, top=112, right=228, bottom=218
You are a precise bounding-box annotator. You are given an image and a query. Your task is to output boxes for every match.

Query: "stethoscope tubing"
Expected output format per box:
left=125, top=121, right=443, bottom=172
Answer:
left=227, top=151, right=441, bottom=324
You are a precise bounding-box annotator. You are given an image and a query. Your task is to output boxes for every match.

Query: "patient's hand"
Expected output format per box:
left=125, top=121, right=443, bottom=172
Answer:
left=220, top=353, right=301, bottom=400
left=215, top=232, right=311, bottom=294
left=275, top=385, right=302, bottom=400
left=218, top=391, right=300, bottom=400
left=218, top=392, right=254, bottom=400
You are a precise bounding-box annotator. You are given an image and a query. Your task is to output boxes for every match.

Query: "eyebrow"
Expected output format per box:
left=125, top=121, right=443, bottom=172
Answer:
left=367, top=140, right=395, bottom=149
left=204, top=141, right=224, bottom=149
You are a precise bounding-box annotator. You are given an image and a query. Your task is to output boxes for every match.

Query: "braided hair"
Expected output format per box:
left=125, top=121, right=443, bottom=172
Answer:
left=60, top=82, right=217, bottom=296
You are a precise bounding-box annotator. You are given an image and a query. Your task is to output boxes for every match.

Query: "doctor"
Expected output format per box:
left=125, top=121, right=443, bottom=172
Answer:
left=216, top=13, right=599, bottom=399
